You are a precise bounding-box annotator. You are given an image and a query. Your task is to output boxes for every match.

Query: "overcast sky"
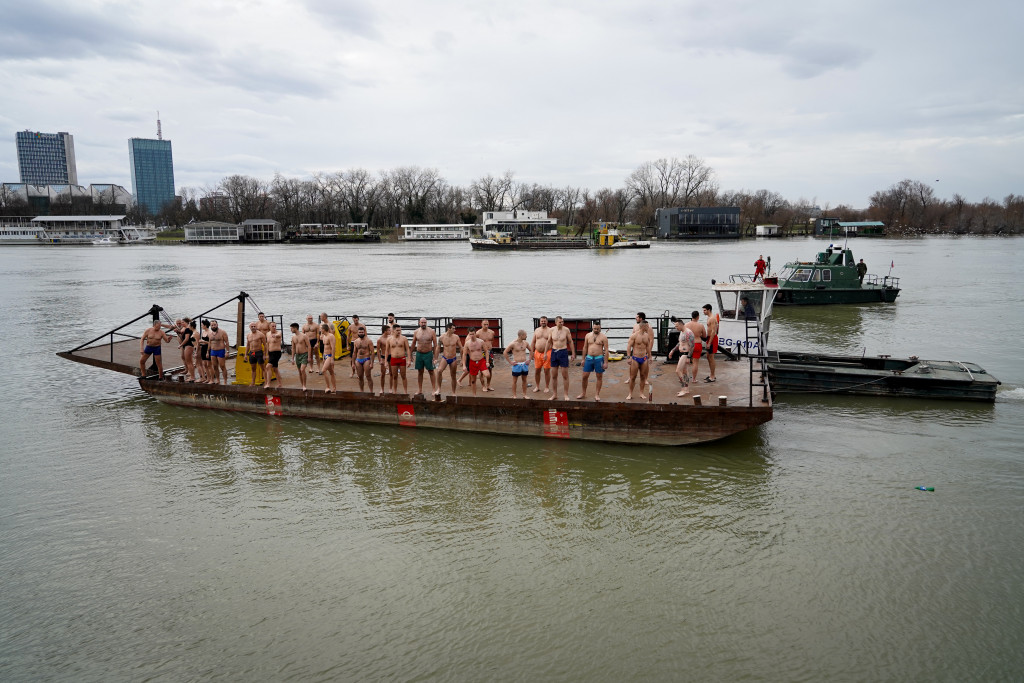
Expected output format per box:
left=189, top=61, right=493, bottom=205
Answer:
left=2, top=0, right=1021, bottom=207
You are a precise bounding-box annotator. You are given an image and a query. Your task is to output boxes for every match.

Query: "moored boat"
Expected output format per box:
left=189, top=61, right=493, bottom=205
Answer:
left=591, top=225, right=650, bottom=249
left=770, top=245, right=900, bottom=305
left=766, top=351, right=1000, bottom=402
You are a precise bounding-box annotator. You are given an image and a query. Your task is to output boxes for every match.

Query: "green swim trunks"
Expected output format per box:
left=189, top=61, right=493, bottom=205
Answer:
left=295, top=352, right=308, bottom=366
left=414, top=350, right=435, bottom=371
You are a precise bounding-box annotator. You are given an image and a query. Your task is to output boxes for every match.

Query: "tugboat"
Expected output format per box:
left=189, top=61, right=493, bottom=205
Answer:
left=591, top=225, right=650, bottom=249
left=772, top=245, right=900, bottom=305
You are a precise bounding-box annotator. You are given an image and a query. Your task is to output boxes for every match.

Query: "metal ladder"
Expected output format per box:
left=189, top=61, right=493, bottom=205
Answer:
left=746, top=318, right=770, bottom=404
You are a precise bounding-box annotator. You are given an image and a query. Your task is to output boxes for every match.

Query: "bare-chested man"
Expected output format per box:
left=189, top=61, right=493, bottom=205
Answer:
left=683, top=311, right=708, bottom=385
left=246, top=322, right=267, bottom=387
left=626, top=319, right=654, bottom=400
left=377, top=325, right=393, bottom=393
left=388, top=324, right=410, bottom=395
left=208, top=320, right=230, bottom=384
left=503, top=330, right=532, bottom=399
left=530, top=316, right=553, bottom=393
left=290, top=323, right=311, bottom=391
left=673, top=317, right=695, bottom=397
left=347, top=315, right=366, bottom=377
left=548, top=315, right=576, bottom=401
left=139, top=319, right=172, bottom=378
left=462, top=326, right=489, bottom=396
left=320, top=323, right=337, bottom=393
left=256, top=312, right=271, bottom=335
left=351, top=325, right=375, bottom=393
left=577, top=320, right=609, bottom=401
left=412, top=317, right=439, bottom=396
left=264, top=322, right=283, bottom=389
left=476, top=319, right=497, bottom=392
left=701, top=303, right=719, bottom=383
left=302, top=315, right=320, bottom=374
left=437, top=323, right=463, bottom=396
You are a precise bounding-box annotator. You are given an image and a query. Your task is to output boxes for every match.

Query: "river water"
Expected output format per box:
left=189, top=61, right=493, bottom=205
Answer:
left=1, top=237, right=1022, bottom=681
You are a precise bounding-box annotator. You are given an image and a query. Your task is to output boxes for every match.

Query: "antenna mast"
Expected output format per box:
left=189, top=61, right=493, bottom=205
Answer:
left=157, top=111, right=162, bottom=140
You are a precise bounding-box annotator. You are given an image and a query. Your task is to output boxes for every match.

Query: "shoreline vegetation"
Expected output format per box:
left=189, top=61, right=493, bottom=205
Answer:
left=6, top=157, right=1023, bottom=236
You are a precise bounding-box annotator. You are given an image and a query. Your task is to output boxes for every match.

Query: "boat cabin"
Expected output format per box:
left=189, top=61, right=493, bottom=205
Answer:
left=712, top=280, right=777, bottom=356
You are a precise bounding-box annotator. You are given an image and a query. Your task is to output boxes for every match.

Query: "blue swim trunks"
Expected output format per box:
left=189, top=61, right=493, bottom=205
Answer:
left=582, top=354, right=605, bottom=373
left=210, top=349, right=226, bottom=358
left=632, top=355, right=647, bottom=365
left=550, top=348, right=570, bottom=368
left=143, top=345, right=161, bottom=355
left=512, top=361, right=530, bottom=376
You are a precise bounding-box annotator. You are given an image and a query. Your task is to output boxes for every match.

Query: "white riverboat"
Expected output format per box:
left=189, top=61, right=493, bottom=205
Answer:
left=0, top=215, right=156, bottom=245
left=402, top=224, right=476, bottom=240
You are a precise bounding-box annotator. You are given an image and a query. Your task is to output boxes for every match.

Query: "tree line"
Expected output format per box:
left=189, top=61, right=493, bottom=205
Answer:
left=2, top=157, right=1020, bottom=235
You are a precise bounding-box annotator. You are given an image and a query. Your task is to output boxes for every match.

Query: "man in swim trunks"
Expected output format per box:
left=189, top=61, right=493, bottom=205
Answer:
left=246, top=322, right=267, bottom=387
left=388, top=324, right=410, bottom=395
left=701, top=303, right=719, bottom=383
left=548, top=315, right=576, bottom=401
left=683, top=311, right=707, bottom=386
left=347, top=315, right=366, bottom=377
left=208, top=320, right=230, bottom=384
left=290, top=323, right=310, bottom=391
left=576, top=320, right=609, bottom=401
left=503, top=329, right=532, bottom=399
left=626, top=320, right=653, bottom=400
left=377, top=324, right=393, bottom=393
left=437, top=323, right=463, bottom=396
left=302, top=315, right=320, bottom=374
left=672, top=317, right=695, bottom=396
left=351, top=326, right=375, bottom=393
left=320, top=323, right=337, bottom=393
left=476, top=319, right=497, bottom=392
left=256, top=312, right=271, bottom=336
left=264, top=322, right=283, bottom=389
left=463, top=326, right=489, bottom=396
left=139, top=319, right=172, bottom=378
left=530, top=316, right=553, bottom=394
left=412, top=317, right=438, bottom=397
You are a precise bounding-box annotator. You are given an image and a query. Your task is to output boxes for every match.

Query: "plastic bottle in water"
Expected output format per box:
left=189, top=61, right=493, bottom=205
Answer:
left=915, top=486, right=935, bottom=492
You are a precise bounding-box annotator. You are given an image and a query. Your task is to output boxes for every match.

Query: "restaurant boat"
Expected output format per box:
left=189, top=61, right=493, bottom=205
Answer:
left=57, top=291, right=774, bottom=446
left=770, top=245, right=900, bottom=305
left=766, top=351, right=1000, bottom=402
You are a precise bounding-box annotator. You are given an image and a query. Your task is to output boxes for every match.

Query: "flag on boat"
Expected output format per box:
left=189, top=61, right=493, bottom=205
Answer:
left=891, top=260, right=895, bottom=268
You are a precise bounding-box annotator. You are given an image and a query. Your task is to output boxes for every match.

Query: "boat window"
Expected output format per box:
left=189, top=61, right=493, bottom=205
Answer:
left=716, top=291, right=737, bottom=319
left=812, top=270, right=821, bottom=282
left=822, top=269, right=831, bottom=282
left=788, top=268, right=812, bottom=282
left=740, top=290, right=761, bottom=319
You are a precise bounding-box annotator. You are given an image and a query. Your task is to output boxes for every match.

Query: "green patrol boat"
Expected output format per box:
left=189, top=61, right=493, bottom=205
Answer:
left=772, top=246, right=900, bottom=305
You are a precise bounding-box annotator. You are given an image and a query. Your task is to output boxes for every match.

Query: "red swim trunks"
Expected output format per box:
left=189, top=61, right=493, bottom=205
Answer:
left=468, top=357, right=488, bottom=376
left=390, top=356, right=407, bottom=367
left=691, top=342, right=703, bottom=360
left=708, top=336, right=719, bottom=354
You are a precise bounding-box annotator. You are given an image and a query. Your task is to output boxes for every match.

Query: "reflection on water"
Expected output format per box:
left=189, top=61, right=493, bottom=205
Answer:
left=771, top=303, right=899, bottom=353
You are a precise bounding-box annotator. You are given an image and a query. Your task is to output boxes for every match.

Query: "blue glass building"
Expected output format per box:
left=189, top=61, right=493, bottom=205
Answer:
left=16, top=131, right=78, bottom=185
left=129, top=138, right=175, bottom=216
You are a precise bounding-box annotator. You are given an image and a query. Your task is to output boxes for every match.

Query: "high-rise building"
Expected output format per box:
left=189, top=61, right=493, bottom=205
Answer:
left=129, top=137, right=175, bottom=216
left=16, top=131, right=78, bottom=185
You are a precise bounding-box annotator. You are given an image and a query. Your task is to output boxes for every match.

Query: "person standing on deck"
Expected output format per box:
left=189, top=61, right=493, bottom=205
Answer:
left=377, top=325, right=393, bottom=394
left=437, top=323, right=463, bottom=396
left=530, top=316, right=553, bottom=394
left=476, top=319, right=497, bottom=392
left=302, top=315, right=320, bottom=374
left=139, top=319, right=172, bottom=378
left=462, top=327, right=489, bottom=396
left=683, top=311, right=707, bottom=386
left=548, top=316, right=576, bottom=401
left=412, top=317, right=439, bottom=397
left=701, top=303, right=719, bottom=383
left=208, top=320, right=230, bottom=384
left=753, top=255, right=767, bottom=282
left=320, top=323, right=337, bottom=393
left=503, top=330, right=532, bottom=399
left=246, top=322, right=267, bottom=388
left=857, top=259, right=868, bottom=284
left=576, top=321, right=609, bottom=401
left=264, top=322, right=283, bottom=389
left=388, top=324, right=410, bottom=395
left=351, top=326, right=375, bottom=393
left=347, top=315, right=366, bottom=378
left=672, top=317, right=695, bottom=397
left=625, top=320, right=653, bottom=401
left=289, top=323, right=310, bottom=391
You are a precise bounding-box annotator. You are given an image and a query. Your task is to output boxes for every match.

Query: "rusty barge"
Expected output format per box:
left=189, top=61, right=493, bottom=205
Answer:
left=58, top=291, right=774, bottom=446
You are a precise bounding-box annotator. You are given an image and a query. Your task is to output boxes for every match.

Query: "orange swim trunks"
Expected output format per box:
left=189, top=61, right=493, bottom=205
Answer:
left=534, top=349, right=551, bottom=369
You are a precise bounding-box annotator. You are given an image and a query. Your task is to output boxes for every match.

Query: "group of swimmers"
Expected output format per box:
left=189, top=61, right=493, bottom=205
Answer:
left=139, top=307, right=723, bottom=402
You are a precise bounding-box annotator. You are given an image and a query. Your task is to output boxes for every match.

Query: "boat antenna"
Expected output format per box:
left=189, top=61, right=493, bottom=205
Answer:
left=156, top=111, right=162, bottom=140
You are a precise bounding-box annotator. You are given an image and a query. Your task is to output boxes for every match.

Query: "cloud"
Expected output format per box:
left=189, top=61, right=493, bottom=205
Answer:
left=300, top=0, right=380, bottom=39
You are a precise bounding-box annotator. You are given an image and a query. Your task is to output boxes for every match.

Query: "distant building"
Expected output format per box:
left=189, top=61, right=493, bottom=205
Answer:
left=656, top=207, right=741, bottom=239
left=16, top=131, right=78, bottom=185
left=129, top=137, right=175, bottom=216
left=815, top=217, right=886, bottom=237
left=481, top=210, right=558, bottom=237
left=184, top=221, right=242, bottom=243
left=241, top=219, right=283, bottom=242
